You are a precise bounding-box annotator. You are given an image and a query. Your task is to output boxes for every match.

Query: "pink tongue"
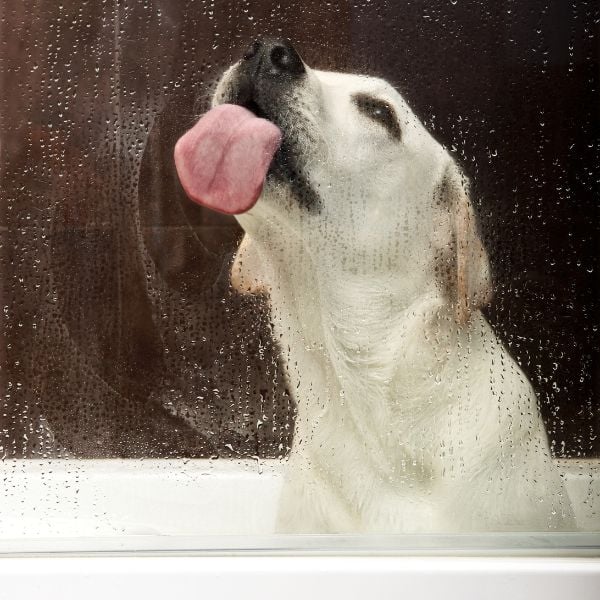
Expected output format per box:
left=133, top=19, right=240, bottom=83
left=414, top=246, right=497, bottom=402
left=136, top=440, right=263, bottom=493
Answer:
left=174, top=104, right=282, bottom=215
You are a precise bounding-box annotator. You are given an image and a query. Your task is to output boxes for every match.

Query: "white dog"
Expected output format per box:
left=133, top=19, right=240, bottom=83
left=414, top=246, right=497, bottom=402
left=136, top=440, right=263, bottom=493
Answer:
left=176, top=39, right=576, bottom=532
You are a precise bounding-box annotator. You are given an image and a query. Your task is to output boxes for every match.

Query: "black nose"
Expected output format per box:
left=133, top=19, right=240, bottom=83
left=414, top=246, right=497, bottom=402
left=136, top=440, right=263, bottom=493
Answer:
left=243, top=38, right=305, bottom=77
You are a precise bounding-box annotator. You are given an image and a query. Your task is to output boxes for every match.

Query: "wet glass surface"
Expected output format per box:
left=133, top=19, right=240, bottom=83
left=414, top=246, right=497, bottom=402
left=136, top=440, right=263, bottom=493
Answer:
left=0, top=0, right=598, bottom=537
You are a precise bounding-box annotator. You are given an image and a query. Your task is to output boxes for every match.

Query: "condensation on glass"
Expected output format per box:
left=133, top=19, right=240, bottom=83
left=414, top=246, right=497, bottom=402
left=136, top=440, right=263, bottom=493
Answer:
left=0, top=1, right=598, bottom=538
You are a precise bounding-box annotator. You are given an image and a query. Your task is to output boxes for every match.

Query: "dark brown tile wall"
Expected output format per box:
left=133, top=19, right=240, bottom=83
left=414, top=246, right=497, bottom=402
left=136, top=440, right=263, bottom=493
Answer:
left=0, top=1, right=598, bottom=458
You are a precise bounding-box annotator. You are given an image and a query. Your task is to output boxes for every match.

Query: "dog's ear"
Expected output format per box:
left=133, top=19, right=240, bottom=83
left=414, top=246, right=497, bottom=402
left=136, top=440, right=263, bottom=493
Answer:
left=230, top=234, right=268, bottom=295
left=437, top=161, right=492, bottom=323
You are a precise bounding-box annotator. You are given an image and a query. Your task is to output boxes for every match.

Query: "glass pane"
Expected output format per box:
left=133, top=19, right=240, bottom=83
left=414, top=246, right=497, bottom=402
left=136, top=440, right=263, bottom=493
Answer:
left=0, top=0, right=598, bottom=546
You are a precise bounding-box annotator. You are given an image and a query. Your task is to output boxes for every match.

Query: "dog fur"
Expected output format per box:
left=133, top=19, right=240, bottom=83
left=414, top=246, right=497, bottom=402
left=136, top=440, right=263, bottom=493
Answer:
left=214, top=58, right=576, bottom=533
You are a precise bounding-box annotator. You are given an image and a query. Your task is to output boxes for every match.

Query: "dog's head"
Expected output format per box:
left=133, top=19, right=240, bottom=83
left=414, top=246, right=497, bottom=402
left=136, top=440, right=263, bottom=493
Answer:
left=213, top=38, right=492, bottom=322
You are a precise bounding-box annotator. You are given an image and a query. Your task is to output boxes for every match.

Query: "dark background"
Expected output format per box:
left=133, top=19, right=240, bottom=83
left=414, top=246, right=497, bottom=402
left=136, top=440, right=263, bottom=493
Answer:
left=0, top=0, right=598, bottom=458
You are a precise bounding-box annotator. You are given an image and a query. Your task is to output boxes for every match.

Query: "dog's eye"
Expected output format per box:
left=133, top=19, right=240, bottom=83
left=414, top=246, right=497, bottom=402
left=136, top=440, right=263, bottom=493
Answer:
left=353, top=93, right=402, bottom=141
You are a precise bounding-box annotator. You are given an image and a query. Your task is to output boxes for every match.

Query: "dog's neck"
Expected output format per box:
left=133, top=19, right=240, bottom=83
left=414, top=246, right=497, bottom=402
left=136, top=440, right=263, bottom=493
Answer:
left=284, top=269, right=473, bottom=481
left=270, top=245, right=446, bottom=359
left=262, top=241, right=458, bottom=425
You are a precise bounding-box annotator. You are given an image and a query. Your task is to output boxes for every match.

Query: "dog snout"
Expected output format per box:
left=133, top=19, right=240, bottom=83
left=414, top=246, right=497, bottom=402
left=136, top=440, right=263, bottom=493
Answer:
left=242, top=38, right=305, bottom=79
